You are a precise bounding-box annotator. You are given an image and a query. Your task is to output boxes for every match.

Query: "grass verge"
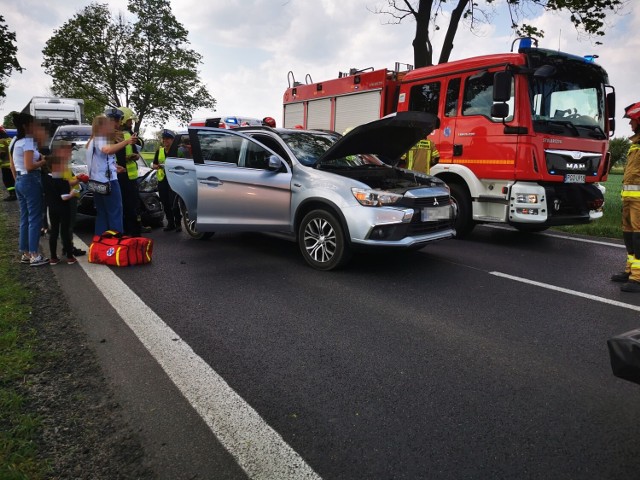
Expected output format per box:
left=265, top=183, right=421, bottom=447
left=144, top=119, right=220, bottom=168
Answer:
left=555, top=172, right=623, bottom=239
left=0, top=208, right=48, bottom=479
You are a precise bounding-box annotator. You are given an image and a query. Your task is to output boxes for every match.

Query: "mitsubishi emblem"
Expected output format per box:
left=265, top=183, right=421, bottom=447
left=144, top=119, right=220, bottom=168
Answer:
left=433, top=198, right=439, bottom=206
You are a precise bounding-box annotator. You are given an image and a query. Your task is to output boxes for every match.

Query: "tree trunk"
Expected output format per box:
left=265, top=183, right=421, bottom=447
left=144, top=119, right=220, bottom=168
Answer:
left=412, top=0, right=434, bottom=68
left=438, top=0, right=470, bottom=64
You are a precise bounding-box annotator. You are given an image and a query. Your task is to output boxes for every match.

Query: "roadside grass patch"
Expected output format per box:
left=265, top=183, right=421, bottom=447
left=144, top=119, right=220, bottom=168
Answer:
left=0, top=208, right=48, bottom=479
left=556, top=173, right=623, bottom=239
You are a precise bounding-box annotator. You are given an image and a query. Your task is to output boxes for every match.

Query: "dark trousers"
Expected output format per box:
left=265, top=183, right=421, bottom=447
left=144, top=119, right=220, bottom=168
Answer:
left=118, top=173, right=140, bottom=236
left=49, top=209, right=73, bottom=259
left=158, top=179, right=181, bottom=227
left=2, top=166, right=15, bottom=192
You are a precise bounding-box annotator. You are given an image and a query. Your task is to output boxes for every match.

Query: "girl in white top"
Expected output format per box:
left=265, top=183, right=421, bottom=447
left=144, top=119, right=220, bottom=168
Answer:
left=85, top=115, right=136, bottom=235
left=10, top=113, right=49, bottom=266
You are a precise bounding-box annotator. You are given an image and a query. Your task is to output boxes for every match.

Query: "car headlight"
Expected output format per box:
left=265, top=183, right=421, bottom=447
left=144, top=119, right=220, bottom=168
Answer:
left=351, top=187, right=402, bottom=206
left=515, top=193, right=539, bottom=204
left=138, top=171, right=158, bottom=193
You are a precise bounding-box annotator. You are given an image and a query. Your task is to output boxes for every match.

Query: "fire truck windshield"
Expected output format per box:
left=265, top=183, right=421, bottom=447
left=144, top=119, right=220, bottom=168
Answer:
left=528, top=64, right=607, bottom=140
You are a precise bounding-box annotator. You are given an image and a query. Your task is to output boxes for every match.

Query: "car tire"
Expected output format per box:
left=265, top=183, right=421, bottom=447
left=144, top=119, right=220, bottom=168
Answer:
left=449, top=183, right=475, bottom=238
left=178, top=198, right=214, bottom=240
left=298, top=209, right=351, bottom=271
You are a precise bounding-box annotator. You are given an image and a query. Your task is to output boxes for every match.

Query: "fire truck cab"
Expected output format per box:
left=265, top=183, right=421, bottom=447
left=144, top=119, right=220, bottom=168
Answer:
left=283, top=43, right=615, bottom=237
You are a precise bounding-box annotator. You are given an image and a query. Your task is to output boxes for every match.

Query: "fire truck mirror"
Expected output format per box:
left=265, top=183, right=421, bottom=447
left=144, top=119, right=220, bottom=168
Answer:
left=491, top=103, right=510, bottom=119
left=493, top=71, right=512, bottom=102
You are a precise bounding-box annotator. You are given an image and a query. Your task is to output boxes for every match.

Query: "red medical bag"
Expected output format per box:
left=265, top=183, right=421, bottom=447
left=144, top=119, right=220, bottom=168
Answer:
left=88, top=230, right=153, bottom=266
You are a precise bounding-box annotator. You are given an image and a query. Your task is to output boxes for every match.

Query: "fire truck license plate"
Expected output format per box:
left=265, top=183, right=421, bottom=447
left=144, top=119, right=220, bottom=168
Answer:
left=564, top=174, right=585, bottom=184
left=422, top=206, right=451, bottom=222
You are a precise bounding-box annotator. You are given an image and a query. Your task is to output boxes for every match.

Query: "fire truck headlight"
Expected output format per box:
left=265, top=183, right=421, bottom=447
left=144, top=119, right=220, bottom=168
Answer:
left=352, top=188, right=402, bottom=207
left=515, top=193, right=539, bottom=204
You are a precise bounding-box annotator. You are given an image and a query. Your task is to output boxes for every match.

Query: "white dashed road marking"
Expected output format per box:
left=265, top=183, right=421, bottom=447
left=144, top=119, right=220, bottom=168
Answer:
left=74, top=236, right=321, bottom=480
left=491, top=271, right=640, bottom=313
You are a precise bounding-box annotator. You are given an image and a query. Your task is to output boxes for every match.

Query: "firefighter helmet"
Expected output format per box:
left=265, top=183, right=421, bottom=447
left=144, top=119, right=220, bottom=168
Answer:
left=117, top=106, right=138, bottom=125
left=623, top=102, right=640, bottom=121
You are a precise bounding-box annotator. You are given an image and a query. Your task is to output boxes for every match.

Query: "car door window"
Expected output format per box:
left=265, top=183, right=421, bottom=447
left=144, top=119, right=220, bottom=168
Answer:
left=462, top=71, right=514, bottom=121
left=197, top=131, right=242, bottom=165
left=408, top=81, right=441, bottom=115
left=241, top=140, right=275, bottom=170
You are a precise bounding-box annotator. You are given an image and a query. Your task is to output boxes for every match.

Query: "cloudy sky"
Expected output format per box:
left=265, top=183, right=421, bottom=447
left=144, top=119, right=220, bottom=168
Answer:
left=2, top=0, right=639, bottom=136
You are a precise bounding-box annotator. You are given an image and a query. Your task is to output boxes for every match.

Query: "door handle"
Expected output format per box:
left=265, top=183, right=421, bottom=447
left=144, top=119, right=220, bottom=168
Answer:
left=453, top=144, right=463, bottom=156
left=168, top=167, right=189, bottom=175
left=200, top=177, right=222, bottom=186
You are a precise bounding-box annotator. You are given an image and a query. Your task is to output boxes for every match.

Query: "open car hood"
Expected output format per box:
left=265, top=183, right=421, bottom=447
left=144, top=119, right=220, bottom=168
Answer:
left=316, top=111, right=439, bottom=166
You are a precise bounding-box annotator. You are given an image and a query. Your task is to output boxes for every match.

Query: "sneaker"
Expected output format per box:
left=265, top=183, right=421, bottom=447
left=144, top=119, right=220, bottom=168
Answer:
left=30, top=254, right=49, bottom=267
left=611, top=272, right=631, bottom=283
left=20, top=253, right=30, bottom=264
left=72, top=247, right=86, bottom=257
left=141, top=225, right=152, bottom=233
left=49, top=257, right=60, bottom=266
left=66, top=256, right=77, bottom=265
left=163, top=224, right=175, bottom=232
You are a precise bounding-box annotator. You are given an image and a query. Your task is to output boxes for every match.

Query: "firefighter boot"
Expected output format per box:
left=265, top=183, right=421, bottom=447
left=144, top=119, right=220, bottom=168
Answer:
left=621, top=234, right=640, bottom=292
left=612, top=233, right=634, bottom=282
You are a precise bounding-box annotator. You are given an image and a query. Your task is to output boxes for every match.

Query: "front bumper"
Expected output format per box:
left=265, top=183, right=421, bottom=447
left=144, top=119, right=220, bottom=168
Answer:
left=346, top=203, right=456, bottom=247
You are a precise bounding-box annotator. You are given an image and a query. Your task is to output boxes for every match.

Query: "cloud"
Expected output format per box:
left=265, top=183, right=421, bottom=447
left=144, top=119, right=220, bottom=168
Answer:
left=1, top=0, right=637, bottom=135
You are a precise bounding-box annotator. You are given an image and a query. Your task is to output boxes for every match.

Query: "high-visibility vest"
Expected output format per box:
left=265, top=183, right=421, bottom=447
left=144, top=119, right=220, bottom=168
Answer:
left=123, top=131, right=138, bottom=180
left=0, top=137, right=11, bottom=168
left=156, top=147, right=166, bottom=182
left=406, top=139, right=439, bottom=174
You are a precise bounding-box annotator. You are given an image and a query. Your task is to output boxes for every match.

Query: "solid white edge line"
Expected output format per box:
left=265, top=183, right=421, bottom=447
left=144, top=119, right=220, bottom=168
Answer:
left=490, top=271, right=640, bottom=313
left=74, top=236, right=321, bottom=480
left=480, top=224, right=625, bottom=249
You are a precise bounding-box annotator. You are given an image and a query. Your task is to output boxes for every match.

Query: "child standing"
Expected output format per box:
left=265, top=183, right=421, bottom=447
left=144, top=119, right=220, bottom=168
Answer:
left=43, top=140, right=86, bottom=265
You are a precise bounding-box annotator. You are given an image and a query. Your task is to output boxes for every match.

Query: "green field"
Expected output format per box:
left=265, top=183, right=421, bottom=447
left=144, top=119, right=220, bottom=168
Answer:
left=556, top=172, right=622, bottom=239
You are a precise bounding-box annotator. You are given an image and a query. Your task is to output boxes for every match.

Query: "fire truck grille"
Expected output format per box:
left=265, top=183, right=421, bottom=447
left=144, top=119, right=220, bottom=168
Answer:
left=401, top=195, right=450, bottom=208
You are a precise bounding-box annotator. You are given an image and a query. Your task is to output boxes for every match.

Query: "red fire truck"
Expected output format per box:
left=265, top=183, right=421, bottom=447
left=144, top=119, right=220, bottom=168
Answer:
left=283, top=42, right=615, bottom=236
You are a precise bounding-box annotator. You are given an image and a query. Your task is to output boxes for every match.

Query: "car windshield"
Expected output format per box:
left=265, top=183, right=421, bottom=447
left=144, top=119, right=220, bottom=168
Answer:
left=279, top=131, right=386, bottom=167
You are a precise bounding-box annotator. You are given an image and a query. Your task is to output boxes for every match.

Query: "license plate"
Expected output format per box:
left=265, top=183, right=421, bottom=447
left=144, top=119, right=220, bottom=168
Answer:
left=564, top=174, right=585, bottom=184
left=422, top=206, right=451, bottom=222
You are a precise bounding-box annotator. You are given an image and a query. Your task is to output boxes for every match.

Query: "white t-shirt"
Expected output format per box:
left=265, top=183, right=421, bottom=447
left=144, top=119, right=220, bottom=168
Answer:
left=12, top=137, right=40, bottom=173
left=86, top=136, right=117, bottom=183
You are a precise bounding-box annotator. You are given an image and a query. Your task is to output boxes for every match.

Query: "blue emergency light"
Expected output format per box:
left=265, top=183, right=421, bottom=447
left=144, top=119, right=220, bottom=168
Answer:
left=519, top=38, right=532, bottom=49
left=583, top=55, right=599, bottom=63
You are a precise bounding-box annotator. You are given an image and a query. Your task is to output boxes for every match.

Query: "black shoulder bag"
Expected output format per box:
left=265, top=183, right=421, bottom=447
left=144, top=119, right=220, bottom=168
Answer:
left=87, top=142, right=112, bottom=195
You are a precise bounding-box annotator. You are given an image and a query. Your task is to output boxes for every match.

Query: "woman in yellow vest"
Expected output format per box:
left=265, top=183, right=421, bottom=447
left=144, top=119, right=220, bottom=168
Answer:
left=153, top=129, right=182, bottom=232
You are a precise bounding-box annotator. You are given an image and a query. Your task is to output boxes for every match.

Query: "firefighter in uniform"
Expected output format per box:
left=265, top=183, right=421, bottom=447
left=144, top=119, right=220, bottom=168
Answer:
left=153, top=129, right=182, bottom=232
left=612, top=102, right=640, bottom=292
left=0, top=127, right=16, bottom=201
left=405, top=137, right=440, bottom=174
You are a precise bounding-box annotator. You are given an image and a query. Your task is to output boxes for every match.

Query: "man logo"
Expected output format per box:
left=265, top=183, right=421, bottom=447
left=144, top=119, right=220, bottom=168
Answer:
left=566, top=163, right=587, bottom=170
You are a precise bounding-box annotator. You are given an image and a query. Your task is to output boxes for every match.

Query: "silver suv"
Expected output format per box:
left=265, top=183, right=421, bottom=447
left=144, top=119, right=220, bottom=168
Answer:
left=165, top=112, right=455, bottom=270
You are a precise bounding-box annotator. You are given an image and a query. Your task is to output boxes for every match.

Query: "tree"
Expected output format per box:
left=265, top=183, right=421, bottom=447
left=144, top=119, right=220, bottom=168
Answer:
left=609, top=137, right=631, bottom=168
left=42, top=1, right=215, bottom=131
left=0, top=15, right=23, bottom=99
left=3, top=111, right=17, bottom=128
left=374, top=0, right=626, bottom=68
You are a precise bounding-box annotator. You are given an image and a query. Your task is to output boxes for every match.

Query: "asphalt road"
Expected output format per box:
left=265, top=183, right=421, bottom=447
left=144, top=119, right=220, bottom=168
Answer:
left=70, top=218, right=640, bottom=479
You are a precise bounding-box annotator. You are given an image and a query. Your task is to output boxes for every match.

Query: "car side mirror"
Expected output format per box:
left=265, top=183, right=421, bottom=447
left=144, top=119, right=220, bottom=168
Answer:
left=268, top=155, right=283, bottom=171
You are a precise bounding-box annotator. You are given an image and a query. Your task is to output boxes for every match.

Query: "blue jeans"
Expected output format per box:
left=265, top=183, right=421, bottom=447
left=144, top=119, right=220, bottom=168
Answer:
left=93, top=180, right=124, bottom=235
left=15, top=172, right=43, bottom=253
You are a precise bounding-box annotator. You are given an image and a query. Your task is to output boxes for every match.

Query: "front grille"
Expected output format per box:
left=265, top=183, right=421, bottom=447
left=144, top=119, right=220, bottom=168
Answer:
left=401, top=195, right=450, bottom=208
left=408, top=219, right=453, bottom=235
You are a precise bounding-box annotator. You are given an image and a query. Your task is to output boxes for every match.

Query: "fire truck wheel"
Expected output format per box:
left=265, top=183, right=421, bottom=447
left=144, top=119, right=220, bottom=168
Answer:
left=298, top=209, right=352, bottom=270
left=178, top=197, right=214, bottom=240
left=449, top=183, right=475, bottom=239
